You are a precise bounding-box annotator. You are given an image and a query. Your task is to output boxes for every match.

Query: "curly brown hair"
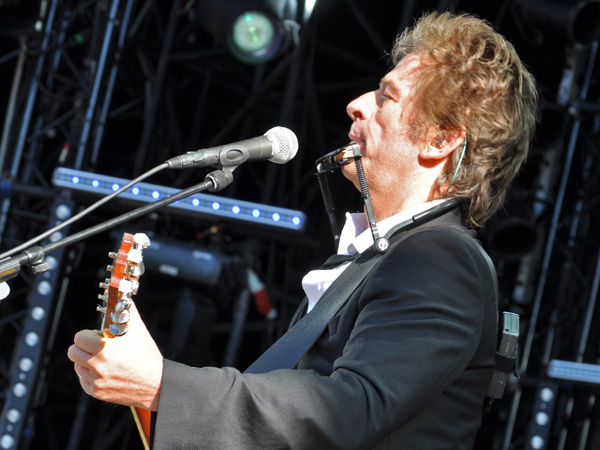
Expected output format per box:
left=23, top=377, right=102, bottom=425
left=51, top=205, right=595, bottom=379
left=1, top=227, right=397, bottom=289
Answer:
left=392, top=11, right=538, bottom=227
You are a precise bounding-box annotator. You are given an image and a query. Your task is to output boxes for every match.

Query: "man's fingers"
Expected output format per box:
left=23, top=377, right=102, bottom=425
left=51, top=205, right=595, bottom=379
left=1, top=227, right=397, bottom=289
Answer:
left=73, top=329, right=105, bottom=353
left=67, top=343, right=90, bottom=366
left=73, top=362, right=92, bottom=379
left=68, top=301, right=163, bottom=409
left=73, top=362, right=95, bottom=396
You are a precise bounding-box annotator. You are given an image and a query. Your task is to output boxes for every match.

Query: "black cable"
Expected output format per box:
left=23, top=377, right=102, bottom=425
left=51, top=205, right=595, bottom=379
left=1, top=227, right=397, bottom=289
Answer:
left=0, top=162, right=169, bottom=260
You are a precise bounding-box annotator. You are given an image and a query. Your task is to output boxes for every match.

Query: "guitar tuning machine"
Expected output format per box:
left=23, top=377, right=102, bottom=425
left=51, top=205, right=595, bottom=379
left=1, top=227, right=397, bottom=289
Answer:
left=111, top=309, right=130, bottom=326
left=106, top=252, right=118, bottom=273
left=131, top=280, right=140, bottom=295
left=109, top=323, right=128, bottom=337
left=115, top=297, right=132, bottom=313
left=133, top=233, right=151, bottom=249
left=127, top=265, right=142, bottom=278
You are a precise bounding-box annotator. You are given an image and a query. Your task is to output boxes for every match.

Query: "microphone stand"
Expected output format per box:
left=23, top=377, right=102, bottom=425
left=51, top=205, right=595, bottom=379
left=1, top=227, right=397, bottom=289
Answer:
left=0, top=168, right=234, bottom=286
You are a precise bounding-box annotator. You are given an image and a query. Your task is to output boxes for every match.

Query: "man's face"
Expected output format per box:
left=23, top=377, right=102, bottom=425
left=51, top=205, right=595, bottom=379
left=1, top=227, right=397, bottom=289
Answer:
left=344, top=54, right=424, bottom=195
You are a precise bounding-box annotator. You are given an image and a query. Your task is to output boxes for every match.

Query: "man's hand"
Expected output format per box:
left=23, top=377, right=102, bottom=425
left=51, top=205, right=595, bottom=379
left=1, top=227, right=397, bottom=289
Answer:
left=67, top=303, right=163, bottom=411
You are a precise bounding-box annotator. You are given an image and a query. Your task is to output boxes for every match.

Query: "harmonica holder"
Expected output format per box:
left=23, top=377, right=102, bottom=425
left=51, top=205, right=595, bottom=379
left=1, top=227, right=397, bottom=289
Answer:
left=314, top=143, right=461, bottom=254
left=315, top=143, right=389, bottom=253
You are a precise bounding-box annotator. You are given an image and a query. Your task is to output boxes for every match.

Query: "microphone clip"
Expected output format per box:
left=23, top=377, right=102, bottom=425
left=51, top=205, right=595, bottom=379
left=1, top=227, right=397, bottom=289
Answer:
left=205, top=169, right=234, bottom=193
left=167, top=146, right=248, bottom=171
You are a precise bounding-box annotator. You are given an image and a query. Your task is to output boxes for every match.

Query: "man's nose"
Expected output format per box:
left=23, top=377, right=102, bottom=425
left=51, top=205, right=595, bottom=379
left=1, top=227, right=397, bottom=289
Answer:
left=346, top=91, right=373, bottom=121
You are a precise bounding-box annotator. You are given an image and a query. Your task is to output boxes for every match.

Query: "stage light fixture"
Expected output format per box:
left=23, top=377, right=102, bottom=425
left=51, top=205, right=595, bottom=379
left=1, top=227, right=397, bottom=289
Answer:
left=525, top=381, right=558, bottom=450
left=194, top=0, right=291, bottom=64
left=52, top=167, right=306, bottom=232
left=548, top=359, right=600, bottom=385
left=229, top=11, right=277, bottom=62
left=0, top=200, right=73, bottom=450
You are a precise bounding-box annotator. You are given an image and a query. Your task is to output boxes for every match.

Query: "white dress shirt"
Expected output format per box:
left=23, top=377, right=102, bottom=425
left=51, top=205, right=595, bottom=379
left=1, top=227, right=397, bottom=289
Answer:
left=302, top=200, right=444, bottom=313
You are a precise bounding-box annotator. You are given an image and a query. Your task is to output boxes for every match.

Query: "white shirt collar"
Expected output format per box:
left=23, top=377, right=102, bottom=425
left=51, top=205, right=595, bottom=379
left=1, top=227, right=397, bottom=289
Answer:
left=337, top=200, right=445, bottom=256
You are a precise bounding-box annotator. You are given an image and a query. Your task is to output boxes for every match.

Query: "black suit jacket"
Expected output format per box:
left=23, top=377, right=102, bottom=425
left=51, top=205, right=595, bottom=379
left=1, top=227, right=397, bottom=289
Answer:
left=152, top=210, right=498, bottom=449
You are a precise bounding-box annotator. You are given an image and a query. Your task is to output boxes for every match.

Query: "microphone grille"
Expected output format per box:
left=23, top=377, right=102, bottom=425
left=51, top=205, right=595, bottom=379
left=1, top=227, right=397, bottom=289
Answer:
left=265, top=127, right=298, bottom=164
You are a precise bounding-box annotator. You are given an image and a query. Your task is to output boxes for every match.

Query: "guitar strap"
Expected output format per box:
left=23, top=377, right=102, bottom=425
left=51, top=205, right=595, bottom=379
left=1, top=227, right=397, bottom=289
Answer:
left=245, top=225, right=504, bottom=378
left=245, top=226, right=431, bottom=374
left=244, top=218, right=517, bottom=416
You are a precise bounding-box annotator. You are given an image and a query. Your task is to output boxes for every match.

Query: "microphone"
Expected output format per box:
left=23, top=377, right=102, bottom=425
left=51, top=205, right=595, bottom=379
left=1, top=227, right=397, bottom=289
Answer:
left=0, top=282, right=9, bottom=300
left=167, top=127, right=298, bottom=169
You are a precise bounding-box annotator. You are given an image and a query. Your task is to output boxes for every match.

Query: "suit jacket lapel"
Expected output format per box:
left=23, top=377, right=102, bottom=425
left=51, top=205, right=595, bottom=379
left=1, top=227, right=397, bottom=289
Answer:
left=289, top=209, right=471, bottom=329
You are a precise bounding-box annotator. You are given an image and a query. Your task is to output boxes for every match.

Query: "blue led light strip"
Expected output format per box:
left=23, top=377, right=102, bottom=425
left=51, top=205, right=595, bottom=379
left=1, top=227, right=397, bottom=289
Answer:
left=548, top=359, right=600, bottom=385
left=52, top=167, right=305, bottom=231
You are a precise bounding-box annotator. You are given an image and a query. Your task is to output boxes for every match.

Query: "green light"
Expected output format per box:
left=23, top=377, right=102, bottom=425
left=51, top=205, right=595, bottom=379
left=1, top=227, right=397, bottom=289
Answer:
left=244, top=13, right=260, bottom=43
left=231, top=10, right=275, bottom=54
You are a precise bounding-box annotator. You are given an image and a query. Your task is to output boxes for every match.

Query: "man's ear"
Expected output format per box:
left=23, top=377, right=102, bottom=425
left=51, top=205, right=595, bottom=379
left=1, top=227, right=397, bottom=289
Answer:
left=419, top=127, right=466, bottom=161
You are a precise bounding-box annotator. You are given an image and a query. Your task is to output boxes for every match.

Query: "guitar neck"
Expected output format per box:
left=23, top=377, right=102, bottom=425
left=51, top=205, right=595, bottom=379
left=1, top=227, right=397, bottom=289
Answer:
left=98, top=232, right=152, bottom=448
left=131, top=406, right=152, bottom=450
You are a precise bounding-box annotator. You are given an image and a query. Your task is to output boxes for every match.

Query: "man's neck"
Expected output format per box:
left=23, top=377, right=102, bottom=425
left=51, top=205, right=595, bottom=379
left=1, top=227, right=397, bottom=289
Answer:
left=370, top=195, right=433, bottom=222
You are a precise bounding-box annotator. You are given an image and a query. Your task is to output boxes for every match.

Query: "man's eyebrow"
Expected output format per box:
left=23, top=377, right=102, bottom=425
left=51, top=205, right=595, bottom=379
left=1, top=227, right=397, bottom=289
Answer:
left=379, top=78, right=401, bottom=95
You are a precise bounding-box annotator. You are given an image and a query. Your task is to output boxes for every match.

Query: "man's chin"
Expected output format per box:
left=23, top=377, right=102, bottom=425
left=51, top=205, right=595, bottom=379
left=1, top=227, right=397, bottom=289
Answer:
left=340, top=164, right=353, bottom=180
left=340, top=165, right=361, bottom=190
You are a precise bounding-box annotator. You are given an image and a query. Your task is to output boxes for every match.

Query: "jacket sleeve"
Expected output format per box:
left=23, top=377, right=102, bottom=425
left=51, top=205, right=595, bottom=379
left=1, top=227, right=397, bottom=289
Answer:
left=152, top=228, right=496, bottom=450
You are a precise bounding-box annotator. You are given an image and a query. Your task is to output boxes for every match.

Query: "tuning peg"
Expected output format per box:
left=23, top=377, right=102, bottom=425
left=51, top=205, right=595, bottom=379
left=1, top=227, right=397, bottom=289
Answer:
left=109, top=323, right=128, bottom=336
left=133, top=233, right=151, bottom=249
left=108, top=251, right=117, bottom=259
left=106, top=264, right=114, bottom=272
left=98, top=294, right=108, bottom=303
left=96, top=305, right=107, bottom=314
left=115, top=298, right=132, bottom=313
left=127, top=265, right=142, bottom=278
left=111, top=310, right=130, bottom=325
left=99, top=281, right=109, bottom=290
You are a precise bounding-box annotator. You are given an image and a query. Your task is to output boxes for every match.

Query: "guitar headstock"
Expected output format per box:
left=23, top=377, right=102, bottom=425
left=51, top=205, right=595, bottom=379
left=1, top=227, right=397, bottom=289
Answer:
left=98, top=232, right=150, bottom=338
